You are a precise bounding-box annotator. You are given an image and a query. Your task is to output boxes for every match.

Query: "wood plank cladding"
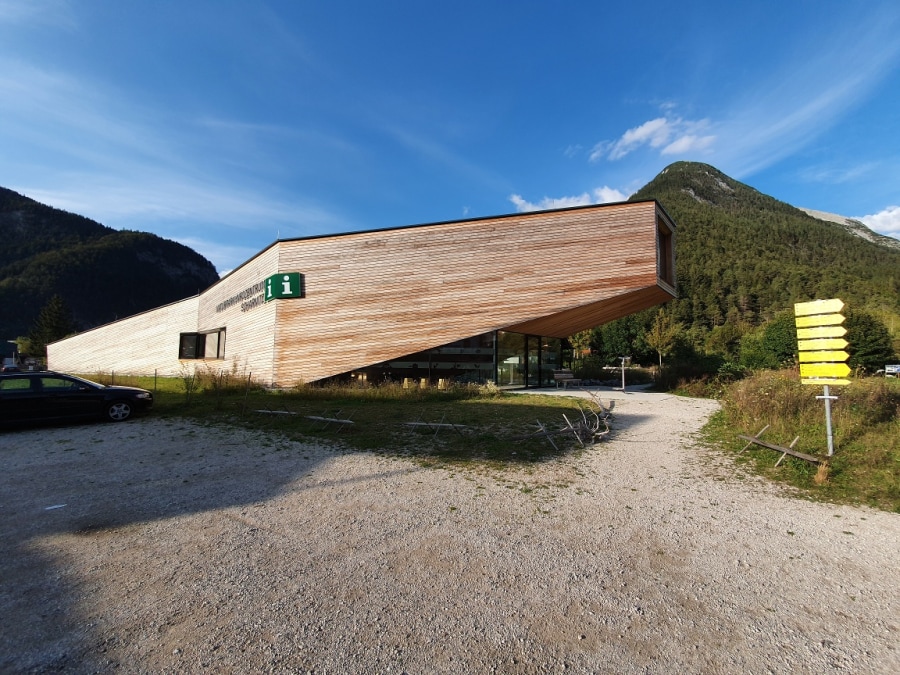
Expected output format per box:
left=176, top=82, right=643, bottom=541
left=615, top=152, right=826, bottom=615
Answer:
left=271, top=200, right=674, bottom=385
left=48, top=200, right=675, bottom=385
left=48, top=296, right=202, bottom=376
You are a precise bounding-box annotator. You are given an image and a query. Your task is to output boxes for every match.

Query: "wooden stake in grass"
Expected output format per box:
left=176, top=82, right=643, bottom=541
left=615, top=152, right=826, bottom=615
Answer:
left=814, top=461, right=830, bottom=485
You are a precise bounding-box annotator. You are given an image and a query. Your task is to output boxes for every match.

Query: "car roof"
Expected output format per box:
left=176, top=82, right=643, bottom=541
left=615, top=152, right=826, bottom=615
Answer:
left=0, top=371, right=71, bottom=378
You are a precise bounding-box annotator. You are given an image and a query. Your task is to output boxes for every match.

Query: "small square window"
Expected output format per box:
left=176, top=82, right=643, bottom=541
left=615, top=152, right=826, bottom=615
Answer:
left=179, top=333, right=205, bottom=359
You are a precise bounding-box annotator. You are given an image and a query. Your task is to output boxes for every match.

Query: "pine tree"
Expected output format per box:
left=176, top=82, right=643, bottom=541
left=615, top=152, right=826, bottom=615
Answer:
left=28, top=295, right=76, bottom=358
left=846, top=310, right=896, bottom=373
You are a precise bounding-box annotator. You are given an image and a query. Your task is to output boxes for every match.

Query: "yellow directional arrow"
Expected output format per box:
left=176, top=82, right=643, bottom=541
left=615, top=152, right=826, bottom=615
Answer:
left=795, top=313, right=846, bottom=328
left=796, top=325, right=848, bottom=339
left=798, top=350, right=850, bottom=363
left=800, top=362, right=851, bottom=378
left=801, top=378, right=852, bottom=385
left=797, top=338, right=849, bottom=351
left=794, top=298, right=845, bottom=316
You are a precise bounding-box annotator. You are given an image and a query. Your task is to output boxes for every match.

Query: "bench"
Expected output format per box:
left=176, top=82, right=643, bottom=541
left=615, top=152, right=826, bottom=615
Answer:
left=553, top=370, right=582, bottom=388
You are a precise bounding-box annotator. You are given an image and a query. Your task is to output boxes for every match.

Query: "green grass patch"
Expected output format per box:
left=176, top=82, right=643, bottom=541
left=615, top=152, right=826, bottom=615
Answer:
left=705, top=370, right=900, bottom=512
left=98, top=374, right=601, bottom=468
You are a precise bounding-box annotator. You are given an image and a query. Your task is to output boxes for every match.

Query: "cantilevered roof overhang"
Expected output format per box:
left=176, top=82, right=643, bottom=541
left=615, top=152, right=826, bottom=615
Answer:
left=267, top=199, right=676, bottom=383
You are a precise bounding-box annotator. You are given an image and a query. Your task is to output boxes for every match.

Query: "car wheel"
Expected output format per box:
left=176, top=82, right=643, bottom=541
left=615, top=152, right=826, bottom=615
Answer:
left=105, top=400, right=133, bottom=422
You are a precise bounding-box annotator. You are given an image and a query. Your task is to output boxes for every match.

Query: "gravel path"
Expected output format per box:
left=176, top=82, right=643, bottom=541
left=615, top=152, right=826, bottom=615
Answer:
left=2, top=390, right=898, bottom=673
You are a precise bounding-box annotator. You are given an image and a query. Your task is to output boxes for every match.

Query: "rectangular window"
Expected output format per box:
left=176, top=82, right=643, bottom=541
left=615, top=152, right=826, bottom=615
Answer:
left=657, top=218, right=675, bottom=287
left=179, top=333, right=205, bottom=359
left=204, top=330, right=221, bottom=359
left=180, top=329, right=226, bottom=360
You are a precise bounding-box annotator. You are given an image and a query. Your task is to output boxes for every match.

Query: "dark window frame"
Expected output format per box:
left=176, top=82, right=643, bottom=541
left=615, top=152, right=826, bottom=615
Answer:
left=179, top=328, right=227, bottom=360
left=178, top=333, right=205, bottom=360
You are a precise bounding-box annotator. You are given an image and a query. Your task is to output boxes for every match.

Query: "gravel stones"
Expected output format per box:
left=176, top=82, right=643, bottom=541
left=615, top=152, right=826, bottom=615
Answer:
left=2, top=393, right=898, bottom=673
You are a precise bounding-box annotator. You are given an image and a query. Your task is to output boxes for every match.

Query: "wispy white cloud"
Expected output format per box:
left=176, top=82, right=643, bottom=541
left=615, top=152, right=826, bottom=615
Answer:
left=591, top=116, right=715, bottom=162
left=509, top=186, right=628, bottom=212
left=0, top=57, right=348, bottom=272
left=607, top=117, right=670, bottom=160
left=593, top=186, right=629, bottom=203
left=797, top=163, right=877, bottom=185
left=19, top=176, right=342, bottom=273
left=0, top=59, right=196, bottom=174
left=708, top=10, right=900, bottom=178
left=0, top=0, right=77, bottom=28
left=384, top=124, right=508, bottom=192
left=20, top=176, right=337, bottom=231
left=859, top=206, right=900, bottom=241
left=510, top=193, right=592, bottom=212
left=661, top=133, right=716, bottom=156
left=582, top=8, right=900, bottom=187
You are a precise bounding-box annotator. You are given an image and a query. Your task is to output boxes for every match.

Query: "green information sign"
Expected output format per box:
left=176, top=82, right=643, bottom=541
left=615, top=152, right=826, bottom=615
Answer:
left=265, top=272, right=304, bottom=301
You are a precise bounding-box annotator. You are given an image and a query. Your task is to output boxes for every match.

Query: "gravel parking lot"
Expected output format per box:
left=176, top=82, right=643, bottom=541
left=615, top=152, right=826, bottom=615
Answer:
left=2, top=390, right=898, bottom=673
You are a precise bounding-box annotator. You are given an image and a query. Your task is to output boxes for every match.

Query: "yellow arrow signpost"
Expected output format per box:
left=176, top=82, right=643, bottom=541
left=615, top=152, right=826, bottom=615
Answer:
left=794, top=298, right=850, bottom=456
left=796, top=325, right=847, bottom=340
left=794, top=298, right=845, bottom=315
left=797, top=338, right=848, bottom=351
left=798, top=353, right=851, bottom=365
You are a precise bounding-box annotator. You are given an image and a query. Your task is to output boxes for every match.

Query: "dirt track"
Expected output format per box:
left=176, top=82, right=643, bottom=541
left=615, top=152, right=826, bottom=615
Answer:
left=2, top=391, right=898, bottom=673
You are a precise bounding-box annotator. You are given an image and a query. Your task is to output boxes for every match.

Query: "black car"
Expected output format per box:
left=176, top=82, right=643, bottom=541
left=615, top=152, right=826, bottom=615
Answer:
left=0, top=371, right=153, bottom=426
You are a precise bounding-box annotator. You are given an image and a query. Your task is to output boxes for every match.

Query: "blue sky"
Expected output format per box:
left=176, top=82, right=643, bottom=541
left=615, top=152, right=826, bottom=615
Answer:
left=2, top=1, right=899, bottom=274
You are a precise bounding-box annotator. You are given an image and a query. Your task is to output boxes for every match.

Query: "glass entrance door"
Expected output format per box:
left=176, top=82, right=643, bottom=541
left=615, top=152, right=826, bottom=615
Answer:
left=497, top=331, right=525, bottom=386
left=496, top=332, right=562, bottom=388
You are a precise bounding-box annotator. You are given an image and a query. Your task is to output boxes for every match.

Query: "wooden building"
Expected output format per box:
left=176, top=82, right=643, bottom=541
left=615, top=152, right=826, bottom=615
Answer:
left=48, top=200, right=676, bottom=387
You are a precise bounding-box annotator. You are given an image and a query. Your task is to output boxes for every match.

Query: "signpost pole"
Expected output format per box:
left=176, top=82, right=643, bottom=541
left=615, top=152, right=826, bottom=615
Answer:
left=823, top=385, right=834, bottom=457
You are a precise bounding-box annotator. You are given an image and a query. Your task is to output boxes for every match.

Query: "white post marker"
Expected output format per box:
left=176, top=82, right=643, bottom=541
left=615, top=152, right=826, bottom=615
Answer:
left=816, top=385, right=839, bottom=457
left=615, top=356, right=630, bottom=391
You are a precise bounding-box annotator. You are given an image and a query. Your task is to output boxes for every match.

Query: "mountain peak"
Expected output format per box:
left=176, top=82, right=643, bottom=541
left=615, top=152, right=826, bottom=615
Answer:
left=632, top=161, right=771, bottom=211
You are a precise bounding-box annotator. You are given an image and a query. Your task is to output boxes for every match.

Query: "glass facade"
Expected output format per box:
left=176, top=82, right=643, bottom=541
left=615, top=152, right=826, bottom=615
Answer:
left=497, top=332, right=562, bottom=388
left=336, top=330, right=563, bottom=388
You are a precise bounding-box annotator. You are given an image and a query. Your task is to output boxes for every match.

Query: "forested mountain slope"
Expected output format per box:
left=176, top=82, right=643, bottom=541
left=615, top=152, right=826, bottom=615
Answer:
left=0, top=187, right=220, bottom=341
left=631, top=162, right=900, bottom=334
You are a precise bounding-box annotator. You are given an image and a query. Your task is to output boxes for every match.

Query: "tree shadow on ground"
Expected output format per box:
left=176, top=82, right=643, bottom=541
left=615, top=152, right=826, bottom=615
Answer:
left=1, top=398, right=650, bottom=671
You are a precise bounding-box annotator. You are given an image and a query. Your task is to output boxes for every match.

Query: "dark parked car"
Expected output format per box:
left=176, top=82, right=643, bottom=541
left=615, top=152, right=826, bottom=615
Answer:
left=0, top=371, right=153, bottom=426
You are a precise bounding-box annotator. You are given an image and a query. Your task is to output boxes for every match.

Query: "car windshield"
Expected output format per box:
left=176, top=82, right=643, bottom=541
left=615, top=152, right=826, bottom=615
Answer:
left=62, top=374, right=105, bottom=389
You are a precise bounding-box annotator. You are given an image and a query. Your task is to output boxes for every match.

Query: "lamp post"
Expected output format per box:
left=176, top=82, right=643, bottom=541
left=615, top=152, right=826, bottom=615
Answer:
left=6, top=340, right=17, bottom=368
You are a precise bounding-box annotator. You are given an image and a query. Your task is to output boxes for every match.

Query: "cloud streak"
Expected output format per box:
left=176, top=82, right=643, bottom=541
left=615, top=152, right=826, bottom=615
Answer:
left=591, top=117, right=716, bottom=162
left=510, top=186, right=628, bottom=213
left=0, top=0, right=77, bottom=29
left=707, top=10, right=900, bottom=179
left=0, top=58, right=349, bottom=271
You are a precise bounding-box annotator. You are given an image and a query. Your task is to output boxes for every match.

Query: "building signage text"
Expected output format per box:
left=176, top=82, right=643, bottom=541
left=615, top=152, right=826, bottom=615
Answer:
left=215, top=281, right=265, bottom=313
left=215, top=272, right=305, bottom=313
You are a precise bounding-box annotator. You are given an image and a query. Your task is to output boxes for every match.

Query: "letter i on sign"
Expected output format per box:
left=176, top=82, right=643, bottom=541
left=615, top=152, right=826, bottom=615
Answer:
left=266, top=277, right=273, bottom=300
left=282, top=275, right=293, bottom=295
